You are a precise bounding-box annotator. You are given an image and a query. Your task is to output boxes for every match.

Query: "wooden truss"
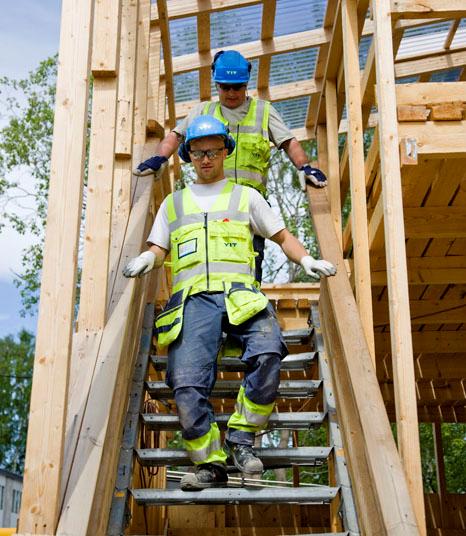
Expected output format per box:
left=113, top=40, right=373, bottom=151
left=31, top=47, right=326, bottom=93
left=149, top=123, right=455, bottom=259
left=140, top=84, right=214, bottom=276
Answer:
left=16, top=1, right=466, bottom=535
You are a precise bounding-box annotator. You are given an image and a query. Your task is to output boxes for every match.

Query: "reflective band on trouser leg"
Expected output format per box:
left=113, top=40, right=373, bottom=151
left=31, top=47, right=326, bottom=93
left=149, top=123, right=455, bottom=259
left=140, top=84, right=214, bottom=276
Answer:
left=184, top=422, right=227, bottom=465
left=227, top=385, right=275, bottom=433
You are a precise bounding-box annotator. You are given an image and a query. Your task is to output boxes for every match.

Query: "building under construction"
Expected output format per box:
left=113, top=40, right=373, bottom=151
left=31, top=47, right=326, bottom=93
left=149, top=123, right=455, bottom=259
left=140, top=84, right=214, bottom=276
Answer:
left=14, top=1, right=466, bottom=535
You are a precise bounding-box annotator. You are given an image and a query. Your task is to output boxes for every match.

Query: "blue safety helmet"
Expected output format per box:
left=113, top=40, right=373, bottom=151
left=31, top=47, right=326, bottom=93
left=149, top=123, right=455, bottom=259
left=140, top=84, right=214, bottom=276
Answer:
left=211, top=50, right=251, bottom=84
left=178, top=115, right=236, bottom=163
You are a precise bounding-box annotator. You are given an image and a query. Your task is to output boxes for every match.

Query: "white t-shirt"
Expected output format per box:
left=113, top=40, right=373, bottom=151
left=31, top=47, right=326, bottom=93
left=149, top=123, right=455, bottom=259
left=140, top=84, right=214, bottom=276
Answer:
left=173, top=97, right=294, bottom=149
left=147, top=179, right=285, bottom=250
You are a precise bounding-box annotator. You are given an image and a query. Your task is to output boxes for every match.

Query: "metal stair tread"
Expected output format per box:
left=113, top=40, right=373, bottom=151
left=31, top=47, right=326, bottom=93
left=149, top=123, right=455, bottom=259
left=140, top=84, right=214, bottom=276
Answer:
left=146, top=379, right=321, bottom=399
left=131, top=485, right=339, bottom=505
left=141, top=411, right=326, bottom=430
left=136, top=446, right=332, bottom=468
left=151, top=351, right=317, bottom=371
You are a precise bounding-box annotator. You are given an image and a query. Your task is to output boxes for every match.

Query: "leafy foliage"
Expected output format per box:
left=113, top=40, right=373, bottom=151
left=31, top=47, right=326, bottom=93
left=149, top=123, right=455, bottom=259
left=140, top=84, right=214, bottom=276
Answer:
left=0, top=330, right=34, bottom=473
left=0, top=56, right=57, bottom=315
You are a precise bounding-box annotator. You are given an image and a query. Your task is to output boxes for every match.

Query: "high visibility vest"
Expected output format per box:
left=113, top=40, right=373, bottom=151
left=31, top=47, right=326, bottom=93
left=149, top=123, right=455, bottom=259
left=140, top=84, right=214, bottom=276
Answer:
left=202, top=98, right=271, bottom=196
left=155, top=181, right=268, bottom=346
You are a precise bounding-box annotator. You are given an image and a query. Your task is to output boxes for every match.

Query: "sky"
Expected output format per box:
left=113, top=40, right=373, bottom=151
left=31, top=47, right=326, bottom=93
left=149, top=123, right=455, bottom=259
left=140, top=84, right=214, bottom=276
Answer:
left=0, top=1, right=61, bottom=337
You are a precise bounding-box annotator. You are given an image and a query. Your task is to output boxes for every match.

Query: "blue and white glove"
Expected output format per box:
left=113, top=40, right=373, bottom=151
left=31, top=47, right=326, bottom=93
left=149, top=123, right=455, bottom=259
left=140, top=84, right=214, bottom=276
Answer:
left=133, top=155, right=168, bottom=177
left=299, top=164, right=328, bottom=189
left=123, top=251, right=156, bottom=278
left=300, top=255, right=336, bottom=278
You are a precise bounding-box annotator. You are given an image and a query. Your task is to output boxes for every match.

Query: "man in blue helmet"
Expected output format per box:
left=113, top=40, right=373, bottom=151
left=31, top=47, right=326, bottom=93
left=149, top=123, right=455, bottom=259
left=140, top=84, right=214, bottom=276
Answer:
left=134, top=50, right=327, bottom=282
left=124, top=116, right=336, bottom=491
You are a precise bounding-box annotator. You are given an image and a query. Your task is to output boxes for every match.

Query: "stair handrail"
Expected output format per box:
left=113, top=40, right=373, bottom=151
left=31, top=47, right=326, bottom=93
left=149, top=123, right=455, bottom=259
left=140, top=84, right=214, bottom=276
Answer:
left=307, top=188, right=420, bottom=536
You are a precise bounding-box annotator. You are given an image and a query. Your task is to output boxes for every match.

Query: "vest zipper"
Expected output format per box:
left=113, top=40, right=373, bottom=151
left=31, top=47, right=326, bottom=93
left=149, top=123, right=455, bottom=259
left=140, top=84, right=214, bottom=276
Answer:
left=234, top=124, right=239, bottom=183
left=204, top=212, right=210, bottom=289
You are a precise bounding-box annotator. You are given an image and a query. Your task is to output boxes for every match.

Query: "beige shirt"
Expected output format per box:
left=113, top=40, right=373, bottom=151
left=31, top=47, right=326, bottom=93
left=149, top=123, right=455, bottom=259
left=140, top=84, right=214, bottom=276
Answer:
left=173, top=97, right=295, bottom=149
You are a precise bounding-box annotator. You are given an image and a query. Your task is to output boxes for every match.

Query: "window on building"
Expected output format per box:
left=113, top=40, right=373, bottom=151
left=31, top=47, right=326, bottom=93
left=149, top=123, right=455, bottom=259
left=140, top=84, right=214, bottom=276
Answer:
left=0, top=485, right=4, bottom=510
left=12, top=489, right=22, bottom=514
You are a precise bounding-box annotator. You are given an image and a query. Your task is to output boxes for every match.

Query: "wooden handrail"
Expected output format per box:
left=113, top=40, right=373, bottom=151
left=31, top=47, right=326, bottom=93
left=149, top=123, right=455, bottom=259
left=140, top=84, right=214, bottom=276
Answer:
left=307, top=187, right=420, bottom=536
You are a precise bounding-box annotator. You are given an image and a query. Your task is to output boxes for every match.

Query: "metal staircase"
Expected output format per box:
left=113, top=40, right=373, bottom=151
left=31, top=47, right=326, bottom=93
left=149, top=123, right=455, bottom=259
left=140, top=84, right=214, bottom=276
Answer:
left=107, top=302, right=359, bottom=535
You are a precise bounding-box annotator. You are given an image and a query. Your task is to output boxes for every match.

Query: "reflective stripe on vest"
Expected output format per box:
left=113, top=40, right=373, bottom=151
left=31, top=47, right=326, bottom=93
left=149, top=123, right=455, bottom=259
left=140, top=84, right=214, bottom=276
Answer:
left=184, top=422, right=228, bottom=465
left=226, top=385, right=275, bottom=433
left=203, top=98, right=270, bottom=192
left=166, top=181, right=256, bottom=296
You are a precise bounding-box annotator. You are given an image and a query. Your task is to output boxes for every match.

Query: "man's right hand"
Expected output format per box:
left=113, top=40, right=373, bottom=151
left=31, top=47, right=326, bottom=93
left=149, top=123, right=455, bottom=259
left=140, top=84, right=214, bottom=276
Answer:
left=123, top=251, right=156, bottom=277
left=133, top=155, right=168, bottom=176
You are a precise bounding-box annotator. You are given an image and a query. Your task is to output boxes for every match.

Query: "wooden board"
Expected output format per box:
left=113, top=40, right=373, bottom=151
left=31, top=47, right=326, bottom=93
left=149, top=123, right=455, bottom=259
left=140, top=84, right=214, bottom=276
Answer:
left=17, top=1, right=94, bottom=533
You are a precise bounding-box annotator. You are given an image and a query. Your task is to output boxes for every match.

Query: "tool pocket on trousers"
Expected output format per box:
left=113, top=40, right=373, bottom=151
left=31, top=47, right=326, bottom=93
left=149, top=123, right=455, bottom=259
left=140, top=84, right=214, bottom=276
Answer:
left=155, top=287, right=191, bottom=346
left=224, top=282, right=269, bottom=326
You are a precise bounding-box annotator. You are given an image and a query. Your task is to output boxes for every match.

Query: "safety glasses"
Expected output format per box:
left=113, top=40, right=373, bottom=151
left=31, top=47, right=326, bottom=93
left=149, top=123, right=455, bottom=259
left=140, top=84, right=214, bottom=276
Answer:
left=217, top=83, right=247, bottom=92
left=189, top=148, right=225, bottom=160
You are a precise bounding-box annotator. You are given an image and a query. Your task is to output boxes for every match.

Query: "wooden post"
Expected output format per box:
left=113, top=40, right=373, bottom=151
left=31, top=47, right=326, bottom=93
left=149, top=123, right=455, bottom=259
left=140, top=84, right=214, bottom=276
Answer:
left=433, top=423, right=447, bottom=528
left=341, top=0, right=375, bottom=360
left=257, top=0, right=277, bottom=97
left=325, top=79, right=342, bottom=246
left=17, top=1, right=94, bottom=534
left=197, top=13, right=211, bottom=101
left=372, top=0, right=426, bottom=533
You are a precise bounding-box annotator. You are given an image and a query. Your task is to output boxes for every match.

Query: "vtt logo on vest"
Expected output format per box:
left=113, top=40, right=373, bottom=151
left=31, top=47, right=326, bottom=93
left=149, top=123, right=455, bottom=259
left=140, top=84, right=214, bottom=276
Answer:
left=224, top=241, right=238, bottom=247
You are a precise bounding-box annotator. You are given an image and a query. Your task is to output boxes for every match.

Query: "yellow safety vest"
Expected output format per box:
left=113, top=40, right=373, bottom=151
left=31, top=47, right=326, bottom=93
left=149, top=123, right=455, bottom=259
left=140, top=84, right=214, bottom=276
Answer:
left=155, top=181, right=268, bottom=346
left=202, top=98, right=271, bottom=196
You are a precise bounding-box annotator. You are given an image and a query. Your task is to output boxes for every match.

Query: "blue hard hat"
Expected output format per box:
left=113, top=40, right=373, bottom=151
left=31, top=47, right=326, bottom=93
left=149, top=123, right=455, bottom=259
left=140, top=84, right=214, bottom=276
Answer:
left=211, top=50, right=251, bottom=84
left=178, top=115, right=236, bottom=163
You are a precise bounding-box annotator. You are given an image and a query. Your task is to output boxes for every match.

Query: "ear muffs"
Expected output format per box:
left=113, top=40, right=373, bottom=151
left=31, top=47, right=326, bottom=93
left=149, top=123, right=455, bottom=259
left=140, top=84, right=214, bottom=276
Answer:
left=178, top=142, right=191, bottom=163
left=211, top=50, right=224, bottom=73
left=225, top=135, right=236, bottom=155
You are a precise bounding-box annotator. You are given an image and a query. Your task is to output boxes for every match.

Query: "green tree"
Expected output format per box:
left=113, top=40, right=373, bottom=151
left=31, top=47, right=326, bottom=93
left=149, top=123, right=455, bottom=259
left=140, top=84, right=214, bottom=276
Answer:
left=0, top=56, right=57, bottom=315
left=0, top=330, right=34, bottom=473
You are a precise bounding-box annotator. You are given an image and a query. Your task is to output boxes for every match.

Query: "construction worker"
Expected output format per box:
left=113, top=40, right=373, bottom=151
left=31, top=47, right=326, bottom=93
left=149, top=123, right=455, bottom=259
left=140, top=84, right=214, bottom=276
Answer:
left=123, top=116, right=336, bottom=491
left=134, top=49, right=327, bottom=282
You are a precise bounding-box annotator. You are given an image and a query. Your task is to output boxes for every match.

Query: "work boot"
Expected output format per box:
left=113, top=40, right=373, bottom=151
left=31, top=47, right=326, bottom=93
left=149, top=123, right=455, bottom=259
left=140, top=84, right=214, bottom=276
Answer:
left=224, top=439, right=264, bottom=474
left=180, top=463, right=228, bottom=491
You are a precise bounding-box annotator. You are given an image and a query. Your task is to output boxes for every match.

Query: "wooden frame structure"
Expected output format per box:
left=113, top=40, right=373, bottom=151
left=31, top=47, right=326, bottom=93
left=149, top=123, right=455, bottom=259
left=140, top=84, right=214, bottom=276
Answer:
left=17, top=1, right=465, bottom=534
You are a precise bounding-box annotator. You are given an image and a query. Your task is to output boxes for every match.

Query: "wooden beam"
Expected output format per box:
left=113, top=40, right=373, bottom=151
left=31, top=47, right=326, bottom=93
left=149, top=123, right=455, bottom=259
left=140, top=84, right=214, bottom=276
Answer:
left=433, top=422, right=447, bottom=528
left=308, top=188, right=419, bottom=535
left=342, top=0, right=375, bottom=359
left=197, top=13, right=211, bottom=101
left=80, top=0, right=122, bottom=330
left=174, top=78, right=321, bottom=119
left=325, top=79, right=342, bottom=246
left=146, top=22, right=163, bottom=136
left=396, top=82, right=466, bottom=105
left=257, top=0, right=277, bottom=95
left=371, top=256, right=466, bottom=285
left=373, top=300, right=466, bottom=325
left=391, top=1, right=466, bottom=19
left=17, top=1, right=94, bottom=534
left=91, top=0, right=121, bottom=76
left=375, top=330, right=466, bottom=354
left=115, top=0, right=139, bottom=158
left=157, top=0, right=176, bottom=129
left=398, top=122, right=466, bottom=157
left=372, top=0, right=426, bottom=532
left=166, top=27, right=330, bottom=75
left=444, top=19, right=461, bottom=50
left=151, top=0, right=262, bottom=21
left=395, top=49, right=466, bottom=78
left=404, top=207, right=466, bottom=239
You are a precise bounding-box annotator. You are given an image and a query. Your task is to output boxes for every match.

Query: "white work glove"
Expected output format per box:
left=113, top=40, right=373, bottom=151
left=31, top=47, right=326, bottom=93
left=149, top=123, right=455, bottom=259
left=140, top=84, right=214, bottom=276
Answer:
left=300, top=255, right=336, bottom=278
left=122, top=251, right=156, bottom=278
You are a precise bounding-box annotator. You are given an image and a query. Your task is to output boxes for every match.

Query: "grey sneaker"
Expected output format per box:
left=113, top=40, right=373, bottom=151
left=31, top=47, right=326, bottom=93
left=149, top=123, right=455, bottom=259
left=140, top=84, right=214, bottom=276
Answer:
left=180, top=463, right=228, bottom=491
left=224, top=440, right=264, bottom=474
